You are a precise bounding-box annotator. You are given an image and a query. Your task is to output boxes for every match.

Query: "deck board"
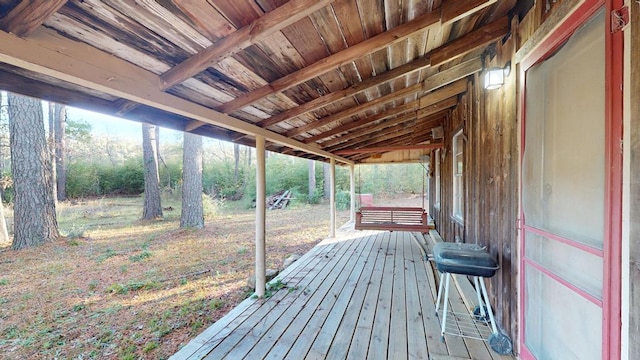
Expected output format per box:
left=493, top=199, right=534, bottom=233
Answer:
left=388, top=231, right=408, bottom=359
left=171, top=229, right=515, bottom=360
left=367, top=231, right=394, bottom=358
left=345, top=232, right=390, bottom=359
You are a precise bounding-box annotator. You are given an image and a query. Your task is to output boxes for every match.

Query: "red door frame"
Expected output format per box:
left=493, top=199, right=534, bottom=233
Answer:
left=518, top=0, right=623, bottom=358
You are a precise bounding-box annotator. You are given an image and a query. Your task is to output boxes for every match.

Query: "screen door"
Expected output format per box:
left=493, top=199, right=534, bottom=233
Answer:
left=521, top=10, right=606, bottom=360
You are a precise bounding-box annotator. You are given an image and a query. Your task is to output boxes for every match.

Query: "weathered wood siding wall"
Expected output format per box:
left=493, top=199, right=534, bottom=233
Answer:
left=428, top=26, right=518, bottom=341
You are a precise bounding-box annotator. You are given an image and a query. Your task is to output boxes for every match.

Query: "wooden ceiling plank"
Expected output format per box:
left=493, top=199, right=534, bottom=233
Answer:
left=430, top=15, right=509, bottom=66
left=159, top=0, right=334, bottom=90
left=217, top=9, right=441, bottom=114
left=256, top=55, right=431, bottom=129
left=340, top=126, right=422, bottom=152
left=361, top=124, right=436, bottom=151
left=326, top=112, right=445, bottom=152
left=441, top=0, right=498, bottom=26
left=326, top=125, right=413, bottom=152
left=0, top=27, right=352, bottom=164
left=319, top=112, right=418, bottom=149
left=303, top=100, right=420, bottom=144
left=0, top=0, right=68, bottom=37
left=285, top=82, right=423, bottom=137
left=173, top=0, right=237, bottom=41
left=416, top=96, right=458, bottom=118
left=420, top=78, right=469, bottom=108
left=335, top=143, right=443, bottom=155
left=294, top=61, right=470, bottom=142
left=423, top=57, right=482, bottom=92
left=255, top=18, right=502, bottom=132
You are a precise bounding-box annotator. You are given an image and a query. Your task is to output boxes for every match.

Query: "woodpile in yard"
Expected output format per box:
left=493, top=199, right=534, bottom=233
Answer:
left=267, top=190, right=292, bottom=210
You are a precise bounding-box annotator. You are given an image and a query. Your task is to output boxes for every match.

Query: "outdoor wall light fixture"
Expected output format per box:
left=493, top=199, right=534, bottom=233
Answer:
left=484, top=61, right=511, bottom=90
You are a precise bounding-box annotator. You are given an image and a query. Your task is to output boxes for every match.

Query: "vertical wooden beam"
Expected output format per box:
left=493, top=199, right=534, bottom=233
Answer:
left=329, top=158, right=336, bottom=238
left=350, top=164, right=356, bottom=223
left=255, top=135, right=266, bottom=297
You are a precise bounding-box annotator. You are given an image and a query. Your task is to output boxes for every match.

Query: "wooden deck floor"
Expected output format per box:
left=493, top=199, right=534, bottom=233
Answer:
left=170, top=229, right=514, bottom=360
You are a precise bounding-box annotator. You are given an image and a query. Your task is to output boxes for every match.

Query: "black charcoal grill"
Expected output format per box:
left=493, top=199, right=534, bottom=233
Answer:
left=431, top=242, right=512, bottom=355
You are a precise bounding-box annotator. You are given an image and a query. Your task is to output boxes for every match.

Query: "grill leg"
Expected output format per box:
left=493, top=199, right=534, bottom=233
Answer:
left=479, top=277, right=498, bottom=334
left=474, top=276, right=487, bottom=319
left=435, top=271, right=445, bottom=314
left=439, top=272, right=451, bottom=340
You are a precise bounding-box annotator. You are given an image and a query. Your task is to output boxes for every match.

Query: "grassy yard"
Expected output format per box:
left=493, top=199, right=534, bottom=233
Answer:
left=0, top=196, right=350, bottom=359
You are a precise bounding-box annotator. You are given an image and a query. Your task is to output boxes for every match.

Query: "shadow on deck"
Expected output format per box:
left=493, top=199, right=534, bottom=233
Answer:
left=170, top=228, right=514, bottom=360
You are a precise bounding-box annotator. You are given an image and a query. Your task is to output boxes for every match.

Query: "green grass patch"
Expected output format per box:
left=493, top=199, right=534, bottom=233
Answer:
left=209, top=298, right=225, bottom=310
left=106, top=280, right=158, bottom=295
left=143, top=341, right=159, bottom=353
left=129, top=250, right=152, bottom=262
left=96, top=248, right=117, bottom=263
left=0, top=278, right=8, bottom=286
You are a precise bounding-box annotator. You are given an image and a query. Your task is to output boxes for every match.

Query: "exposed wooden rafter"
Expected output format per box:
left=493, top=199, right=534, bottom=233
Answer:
left=441, top=0, right=498, bottom=25
left=187, top=14, right=508, bottom=134
left=326, top=112, right=445, bottom=152
left=0, top=27, right=352, bottom=164
left=215, top=10, right=442, bottom=114
left=431, top=16, right=509, bottom=66
left=159, top=0, right=334, bottom=90
left=285, top=83, right=423, bottom=138
left=0, top=0, right=68, bottom=37
left=300, top=55, right=481, bottom=145
left=255, top=56, right=431, bottom=129
left=323, top=114, right=417, bottom=150
left=335, top=143, right=443, bottom=155
left=304, top=101, right=419, bottom=144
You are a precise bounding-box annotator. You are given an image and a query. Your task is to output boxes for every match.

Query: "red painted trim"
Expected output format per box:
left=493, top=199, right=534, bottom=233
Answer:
left=523, top=224, right=604, bottom=257
left=519, top=0, right=623, bottom=358
left=524, top=258, right=604, bottom=307
left=603, top=0, right=624, bottom=358
left=521, top=0, right=605, bottom=70
left=520, top=344, right=536, bottom=360
left=518, top=56, right=528, bottom=360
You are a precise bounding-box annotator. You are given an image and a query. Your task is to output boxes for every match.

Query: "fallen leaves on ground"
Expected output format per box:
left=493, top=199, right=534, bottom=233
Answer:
left=0, top=198, right=350, bottom=359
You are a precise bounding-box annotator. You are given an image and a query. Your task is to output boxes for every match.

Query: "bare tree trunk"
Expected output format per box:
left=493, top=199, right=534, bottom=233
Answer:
left=234, top=143, right=240, bottom=183
left=0, top=93, right=7, bottom=244
left=308, top=159, right=316, bottom=199
left=142, top=123, right=163, bottom=220
left=323, top=162, right=330, bottom=199
left=55, top=104, right=66, bottom=201
left=180, top=132, right=204, bottom=229
left=48, top=102, right=57, bottom=202
left=0, top=194, right=8, bottom=244
left=246, top=146, right=252, bottom=167
left=8, top=93, right=59, bottom=249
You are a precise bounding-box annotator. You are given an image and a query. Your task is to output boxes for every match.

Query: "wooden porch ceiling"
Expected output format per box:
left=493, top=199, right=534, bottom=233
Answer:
left=0, top=0, right=517, bottom=164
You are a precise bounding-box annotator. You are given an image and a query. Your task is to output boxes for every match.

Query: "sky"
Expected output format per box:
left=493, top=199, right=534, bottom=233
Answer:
left=66, top=107, right=184, bottom=143
left=0, top=92, right=240, bottom=150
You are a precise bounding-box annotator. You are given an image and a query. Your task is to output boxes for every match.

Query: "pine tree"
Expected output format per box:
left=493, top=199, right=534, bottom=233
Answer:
left=142, top=123, right=162, bottom=220
left=180, top=132, right=204, bottom=228
left=8, top=93, right=59, bottom=249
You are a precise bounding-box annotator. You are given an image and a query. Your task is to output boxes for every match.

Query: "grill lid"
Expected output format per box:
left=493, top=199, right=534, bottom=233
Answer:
left=432, top=242, right=499, bottom=277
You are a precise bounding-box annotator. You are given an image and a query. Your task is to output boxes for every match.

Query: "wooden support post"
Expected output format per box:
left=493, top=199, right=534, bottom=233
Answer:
left=329, top=158, right=336, bottom=238
left=255, top=135, right=266, bottom=297
left=350, top=164, right=356, bottom=223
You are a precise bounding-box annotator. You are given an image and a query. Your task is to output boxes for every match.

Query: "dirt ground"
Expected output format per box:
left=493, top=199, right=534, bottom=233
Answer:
left=0, top=194, right=422, bottom=359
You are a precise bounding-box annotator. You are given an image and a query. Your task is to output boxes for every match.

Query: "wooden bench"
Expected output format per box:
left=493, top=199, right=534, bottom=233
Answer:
left=355, top=206, right=434, bottom=233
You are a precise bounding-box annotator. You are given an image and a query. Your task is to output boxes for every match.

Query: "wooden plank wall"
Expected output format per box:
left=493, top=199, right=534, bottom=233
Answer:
left=629, top=0, right=640, bottom=358
left=428, top=25, right=518, bottom=343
